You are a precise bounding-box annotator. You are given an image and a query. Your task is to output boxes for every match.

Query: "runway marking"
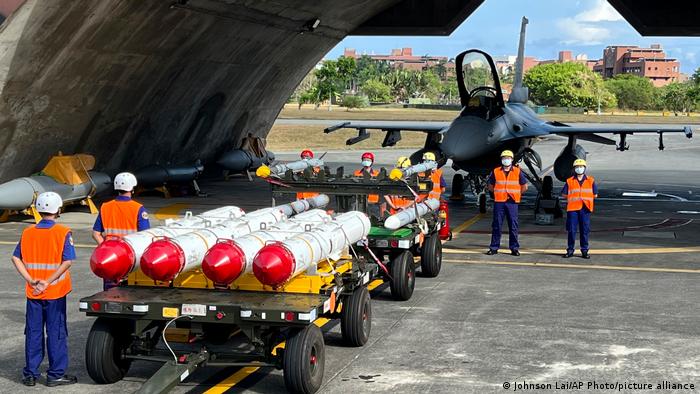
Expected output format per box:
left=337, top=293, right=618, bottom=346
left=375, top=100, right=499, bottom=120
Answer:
left=451, top=213, right=485, bottom=237
left=443, top=246, right=700, bottom=255
left=443, top=259, right=700, bottom=274
left=154, top=203, right=191, bottom=220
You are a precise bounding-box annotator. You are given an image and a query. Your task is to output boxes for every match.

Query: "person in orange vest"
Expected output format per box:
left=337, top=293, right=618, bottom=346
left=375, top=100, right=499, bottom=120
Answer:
left=561, top=159, right=598, bottom=259
left=486, top=150, right=528, bottom=256
left=92, top=172, right=150, bottom=289
left=354, top=152, right=379, bottom=178
left=297, top=149, right=321, bottom=199
left=12, top=192, right=77, bottom=387
left=385, top=156, right=415, bottom=214
left=420, top=152, right=446, bottom=200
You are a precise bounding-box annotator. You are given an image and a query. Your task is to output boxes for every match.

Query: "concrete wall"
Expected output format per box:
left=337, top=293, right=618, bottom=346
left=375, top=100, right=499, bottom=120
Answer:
left=0, top=0, right=404, bottom=181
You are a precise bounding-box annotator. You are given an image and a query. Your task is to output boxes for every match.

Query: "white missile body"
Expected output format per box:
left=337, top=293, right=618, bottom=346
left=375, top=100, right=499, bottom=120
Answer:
left=278, top=194, right=329, bottom=216
left=252, top=211, right=371, bottom=286
left=384, top=198, right=440, bottom=230
left=257, top=158, right=324, bottom=178
left=397, top=161, right=437, bottom=179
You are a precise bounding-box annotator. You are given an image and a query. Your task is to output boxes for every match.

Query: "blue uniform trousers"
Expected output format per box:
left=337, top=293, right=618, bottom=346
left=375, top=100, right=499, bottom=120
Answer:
left=490, top=201, right=519, bottom=251
left=566, top=209, right=591, bottom=253
left=24, top=297, right=68, bottom=379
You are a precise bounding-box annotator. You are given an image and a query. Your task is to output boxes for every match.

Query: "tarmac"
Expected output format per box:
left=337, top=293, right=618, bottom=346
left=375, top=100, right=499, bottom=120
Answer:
left=0, top=133, right=698, bottom=393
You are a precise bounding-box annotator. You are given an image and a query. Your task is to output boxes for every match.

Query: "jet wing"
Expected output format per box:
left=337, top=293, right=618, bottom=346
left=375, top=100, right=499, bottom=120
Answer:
left=324, top=121, right=448, bottom=147
left=545, top=122, right=692, bottom=150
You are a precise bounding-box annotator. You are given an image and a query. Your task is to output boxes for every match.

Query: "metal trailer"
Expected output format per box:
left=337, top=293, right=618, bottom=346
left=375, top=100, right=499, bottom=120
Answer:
left=79, top=252, right=378, bottom=394
left=268, top=166, right=445, bottom=301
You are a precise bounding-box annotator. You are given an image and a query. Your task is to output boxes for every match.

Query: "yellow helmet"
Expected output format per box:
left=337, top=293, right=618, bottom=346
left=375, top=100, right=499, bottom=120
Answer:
left=500, top=150, right=514, bottom=158
left=573, top=159, right=587, bottom=167
left=396, top=156, right=411, bottom=169
left=422, top=152, right=436, bottom=162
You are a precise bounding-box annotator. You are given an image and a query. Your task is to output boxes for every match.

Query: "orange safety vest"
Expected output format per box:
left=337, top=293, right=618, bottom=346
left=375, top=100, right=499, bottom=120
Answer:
left=354, top=168, right=380, bottom=203
left=20, top=224, right=72, bottom=300
left=566, top=176, right=595, bottom=212
left=418, top=169, right=443, bottom=200
left=296, top=192, right=320, bottom=200
left=493, top=166, right=522, bottom=203
left=100, top=199, right=143, bottom=237
left=387, top=195, right=414, bottom=214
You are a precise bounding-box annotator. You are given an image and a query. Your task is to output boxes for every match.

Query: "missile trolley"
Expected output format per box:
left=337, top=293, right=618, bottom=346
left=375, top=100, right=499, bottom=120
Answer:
left=265, top=164, right=449, bottom=302
left=79, top=196, right=378, bottom=394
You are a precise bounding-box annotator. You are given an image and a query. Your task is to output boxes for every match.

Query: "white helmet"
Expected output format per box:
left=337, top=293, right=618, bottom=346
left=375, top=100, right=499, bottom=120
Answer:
left=114, top=172, right=138, bottom=192
left=35, top=192, right=63, bottom=214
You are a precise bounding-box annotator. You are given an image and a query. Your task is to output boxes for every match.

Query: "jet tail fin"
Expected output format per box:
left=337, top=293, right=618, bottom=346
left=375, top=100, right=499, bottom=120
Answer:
left=509, top=16, right=529, bottom=103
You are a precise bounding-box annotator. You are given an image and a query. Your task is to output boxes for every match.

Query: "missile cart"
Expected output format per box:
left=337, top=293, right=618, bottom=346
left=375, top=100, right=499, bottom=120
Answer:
left=80, top=205, right=378, bottom=394
left=268, top=165, right=447, bottom=301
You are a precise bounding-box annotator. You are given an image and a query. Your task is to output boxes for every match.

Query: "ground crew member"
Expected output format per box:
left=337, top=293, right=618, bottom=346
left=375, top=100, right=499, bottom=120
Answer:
left=561, top=159, right=598, bottom=259
left=354, top=152, right=379, bottom=178
left=92, top=172, right=150, bottom=289
left=385, top=156, right=414, bottom=214
left=420, top=152, right=446, bottom=200
left=486, top=150, right=528, bottom=256
left=12, top=192, right=78, bottom=387
left=297, top=149, right=321, bottom=199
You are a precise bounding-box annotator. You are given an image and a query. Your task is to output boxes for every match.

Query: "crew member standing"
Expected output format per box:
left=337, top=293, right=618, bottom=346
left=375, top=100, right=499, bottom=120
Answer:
left=420, top=152, right=446, bottom=200
left=486, top=150, right=528, bottom=256
left=353, top=152, right=379, bottom=178
left=92, top=172, right=150, bottom=289
left=385, top=156, right=414, bottom=213
left=12, top=192, right=78, bottom=387
left=297, top=149, right=321, bottom=199
left=561, top=159, right=598, bottom=259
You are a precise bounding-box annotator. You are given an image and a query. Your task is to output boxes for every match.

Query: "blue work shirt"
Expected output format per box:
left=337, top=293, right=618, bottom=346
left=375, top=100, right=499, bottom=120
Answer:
left=92, top=195, right=150, bottom=233
left=13, top=219, right=76, bottom=261
left=560, top=174, right=598, bottom=196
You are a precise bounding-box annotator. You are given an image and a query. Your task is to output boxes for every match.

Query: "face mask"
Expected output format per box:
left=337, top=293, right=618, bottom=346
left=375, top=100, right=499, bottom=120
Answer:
left=362, top=160, right=372, bottom=167
left=574, top=166, right=585, bottom=175
left=501, top=158, right=513, bottom=167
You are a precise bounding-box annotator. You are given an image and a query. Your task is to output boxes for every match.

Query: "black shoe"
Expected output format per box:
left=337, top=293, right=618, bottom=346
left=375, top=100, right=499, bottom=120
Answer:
left=581, top=251, right=590, bottom=259
left=46, top=375, right=77, bottom=387
left=486, top=249, right=498, bottom=255
left=511, top=250, right=520, bottom=256
left=562, top=252, right=574, bottom=258
left=22, top=376, right=36, bottom=387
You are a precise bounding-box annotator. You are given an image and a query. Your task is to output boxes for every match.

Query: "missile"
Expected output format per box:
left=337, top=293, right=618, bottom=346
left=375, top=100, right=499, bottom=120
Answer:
left=383, top=198, right=440, bottom=230
left=0, top=172, right=111, bottom=211
left=201, top=209, right=331, bottom=286
left=139, top=196, right=329, bottom=282
left=255, top=158, right=324, bottom=178
left=90, top=206, right=246, bottom=281
left=278, top=194, right=330, bottom=216
left=253, top=211, right=371, bottom=287
left=217, top=149, right=275, bottom=172
left=134, top=161, right=204, bottom=187
left=389, top=161, right=437, bottom=181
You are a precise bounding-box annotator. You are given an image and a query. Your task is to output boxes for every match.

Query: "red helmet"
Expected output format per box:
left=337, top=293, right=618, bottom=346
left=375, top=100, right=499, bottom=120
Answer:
left=300, top=149, right=314, bottom=159
left=361, top=152, right=374, bottom=161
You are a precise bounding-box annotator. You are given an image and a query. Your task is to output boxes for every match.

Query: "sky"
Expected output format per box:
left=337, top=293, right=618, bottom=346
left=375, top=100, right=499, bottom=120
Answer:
left=325, top=0, right=700, bottom=74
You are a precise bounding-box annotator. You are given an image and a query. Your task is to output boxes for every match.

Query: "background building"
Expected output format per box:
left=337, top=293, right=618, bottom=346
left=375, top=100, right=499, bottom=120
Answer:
left=593, top=44, right=680, bottom=87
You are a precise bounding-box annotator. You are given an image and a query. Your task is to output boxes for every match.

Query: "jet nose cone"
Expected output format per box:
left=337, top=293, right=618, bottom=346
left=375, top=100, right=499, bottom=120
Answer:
left=253, top=243, right=295, bottom=287
left=0, top=178, right=36, bottom=210
left=202, top=240, right=245, bottom=286
left=90, top=239, right=136, bottom=281
left=140, top=240, right=185, bottom=281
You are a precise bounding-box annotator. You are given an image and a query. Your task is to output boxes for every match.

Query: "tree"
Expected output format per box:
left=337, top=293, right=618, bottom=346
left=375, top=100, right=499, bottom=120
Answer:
left=313, top=57, right=356, bottom=110
left=524, top=62, right=616, bottom=109
left=604, top=74, right=655, bottom=110
left=660, top=82, right=692, bottom=114
left=691, top=67, right=700, bottom=85
left=340, top=95, right=369, bottom=111
left=361, top=79, right=392, bottom=103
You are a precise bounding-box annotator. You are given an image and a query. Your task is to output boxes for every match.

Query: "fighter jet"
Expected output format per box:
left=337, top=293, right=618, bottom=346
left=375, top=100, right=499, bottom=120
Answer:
left=325, top=17, right=693, bottom=212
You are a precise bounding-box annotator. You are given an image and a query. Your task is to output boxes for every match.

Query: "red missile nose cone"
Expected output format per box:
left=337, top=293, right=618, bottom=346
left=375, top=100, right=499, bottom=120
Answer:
left=253, top=243, right=295, bottom=287
left=90, top=239, right=135, bottom=281
left=140, top=239, right=185, bottom=282
left=202, top=240, right=245, bottom=286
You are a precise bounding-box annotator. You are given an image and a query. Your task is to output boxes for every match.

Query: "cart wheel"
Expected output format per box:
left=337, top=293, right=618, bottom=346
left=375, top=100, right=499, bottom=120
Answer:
left=85, top=317, right=133, bottom=384
left=341, top=286, right=371, bottom=347
left=478, top=192, right=487, bottom=213
left=283, top=324, right=325, bottom=394
left=420, top=233, right=442, bottom=278
left=390, top=250, right=415, bottom=301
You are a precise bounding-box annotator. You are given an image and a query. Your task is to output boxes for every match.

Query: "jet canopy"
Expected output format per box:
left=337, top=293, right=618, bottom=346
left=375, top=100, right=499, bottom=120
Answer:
left=456, top=50, right=505, bottom=119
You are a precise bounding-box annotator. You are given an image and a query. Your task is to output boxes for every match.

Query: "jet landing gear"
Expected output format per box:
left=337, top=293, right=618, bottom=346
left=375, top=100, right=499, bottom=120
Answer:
left=520, top=148, right=562, bottom=220
left=449, top=173, right=488, bottom=213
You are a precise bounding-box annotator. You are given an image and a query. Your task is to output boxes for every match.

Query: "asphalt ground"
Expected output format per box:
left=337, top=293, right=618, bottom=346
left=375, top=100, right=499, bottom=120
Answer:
left=0, top=134, right=698, bottom=393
